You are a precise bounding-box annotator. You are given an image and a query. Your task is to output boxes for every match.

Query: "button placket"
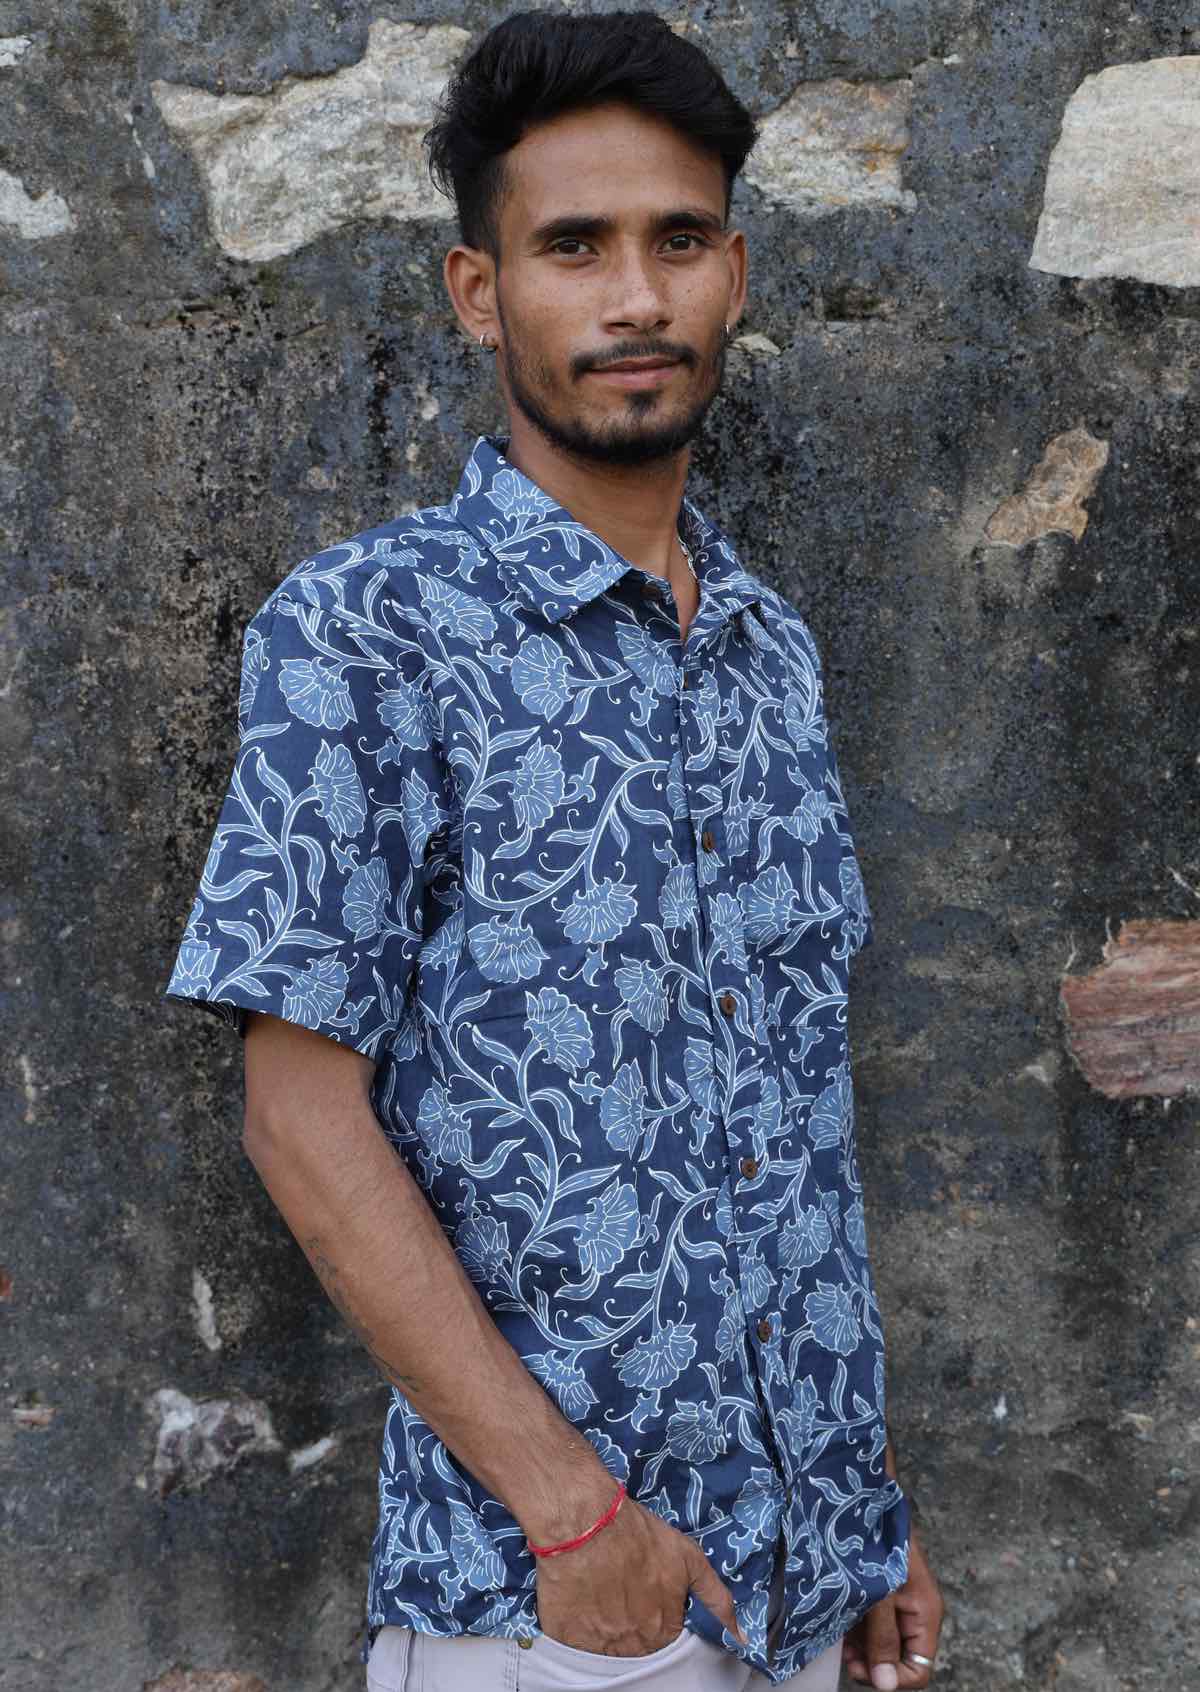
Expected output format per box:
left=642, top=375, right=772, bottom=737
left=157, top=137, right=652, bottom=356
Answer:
left=684, top=654, right=753, bottom=1043
left=678, top=630, right=782, bottom=1366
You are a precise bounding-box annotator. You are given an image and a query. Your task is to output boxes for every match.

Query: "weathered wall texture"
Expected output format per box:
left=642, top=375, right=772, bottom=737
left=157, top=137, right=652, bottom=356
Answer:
left=2, top=4, right=1198, bottom=1689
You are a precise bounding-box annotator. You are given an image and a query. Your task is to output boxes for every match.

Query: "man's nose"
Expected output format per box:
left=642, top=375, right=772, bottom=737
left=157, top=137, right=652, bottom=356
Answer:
left=602, top=247, right=672, bottom=335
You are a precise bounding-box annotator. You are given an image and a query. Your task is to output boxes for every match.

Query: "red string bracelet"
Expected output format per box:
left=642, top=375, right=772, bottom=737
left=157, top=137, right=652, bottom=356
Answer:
left=528, top=1481, right=626, bottom=1558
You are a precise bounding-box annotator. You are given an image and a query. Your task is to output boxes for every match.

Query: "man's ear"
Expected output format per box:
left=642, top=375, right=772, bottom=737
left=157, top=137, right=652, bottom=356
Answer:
left=723, top=227, right=748, bottom=337
left=444, top=244, right=500, bottom=348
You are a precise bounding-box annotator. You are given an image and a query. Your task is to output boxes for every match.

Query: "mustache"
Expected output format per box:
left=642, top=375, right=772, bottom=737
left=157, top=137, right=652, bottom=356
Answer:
left=571, top=338, right=702, bottom=378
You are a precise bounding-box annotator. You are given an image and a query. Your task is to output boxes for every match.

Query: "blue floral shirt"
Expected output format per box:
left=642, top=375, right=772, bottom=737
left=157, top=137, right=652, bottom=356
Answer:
left=164, top=434, right=910, bottom=1682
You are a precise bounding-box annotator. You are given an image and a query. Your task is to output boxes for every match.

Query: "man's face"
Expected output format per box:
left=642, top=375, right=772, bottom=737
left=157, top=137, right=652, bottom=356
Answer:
left=487, top=101, right=746, bottom=467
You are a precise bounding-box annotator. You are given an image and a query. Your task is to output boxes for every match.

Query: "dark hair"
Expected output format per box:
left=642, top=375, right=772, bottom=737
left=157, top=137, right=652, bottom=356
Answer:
left=424, top=10, right=758, bottom=257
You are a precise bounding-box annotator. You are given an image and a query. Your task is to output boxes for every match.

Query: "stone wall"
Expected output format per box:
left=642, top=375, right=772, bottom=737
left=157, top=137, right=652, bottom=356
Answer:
left=3, top=4, right=1198, bottom=1688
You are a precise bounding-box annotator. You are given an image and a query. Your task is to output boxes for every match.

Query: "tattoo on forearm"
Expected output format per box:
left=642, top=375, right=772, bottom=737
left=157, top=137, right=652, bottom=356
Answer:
left=303, top=1235, right=424, bottom=1395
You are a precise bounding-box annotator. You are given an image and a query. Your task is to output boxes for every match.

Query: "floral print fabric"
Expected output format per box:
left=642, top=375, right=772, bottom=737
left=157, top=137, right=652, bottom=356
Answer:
left=164, top=434, right=909, bottom=1683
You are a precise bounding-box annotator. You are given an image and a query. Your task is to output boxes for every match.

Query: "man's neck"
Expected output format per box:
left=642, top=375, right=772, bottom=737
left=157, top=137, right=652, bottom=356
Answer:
left=502, top=419, right=689, bottom=582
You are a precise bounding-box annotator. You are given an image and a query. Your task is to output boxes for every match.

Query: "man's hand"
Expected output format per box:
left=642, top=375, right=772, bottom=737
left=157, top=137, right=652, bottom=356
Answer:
left=841, top=1529, right=944, bottom=1689
left=533, top=1484, right=747, bottom=1657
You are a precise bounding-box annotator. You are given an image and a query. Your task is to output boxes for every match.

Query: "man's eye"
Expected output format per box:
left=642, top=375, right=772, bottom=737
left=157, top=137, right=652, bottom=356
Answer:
left=551, top=239, right=590, bottom=256
left=664, top=234, right=705, bottom=252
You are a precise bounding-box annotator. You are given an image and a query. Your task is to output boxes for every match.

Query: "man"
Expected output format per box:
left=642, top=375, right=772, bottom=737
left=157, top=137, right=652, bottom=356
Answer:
left=164, top=12, right=943, bottom=1690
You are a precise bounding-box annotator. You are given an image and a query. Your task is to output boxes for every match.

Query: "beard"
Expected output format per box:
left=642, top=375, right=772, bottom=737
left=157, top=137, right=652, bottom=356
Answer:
left=495, top=309, right=727, bottom=467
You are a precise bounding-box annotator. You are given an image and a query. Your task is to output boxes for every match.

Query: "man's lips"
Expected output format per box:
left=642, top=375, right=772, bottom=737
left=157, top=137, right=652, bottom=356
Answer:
left=585, top=358, right=682, bottom=388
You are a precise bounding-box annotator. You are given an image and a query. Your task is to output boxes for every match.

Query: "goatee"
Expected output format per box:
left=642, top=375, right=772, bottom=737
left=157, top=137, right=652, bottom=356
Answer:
left=496, top=322, right=727, bottom=468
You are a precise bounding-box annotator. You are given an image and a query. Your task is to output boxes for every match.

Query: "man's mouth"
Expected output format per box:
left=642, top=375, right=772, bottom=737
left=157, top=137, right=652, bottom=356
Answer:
left=595, top=356, right=679, bottom=371
left=586, top=356, right=682, bottom=388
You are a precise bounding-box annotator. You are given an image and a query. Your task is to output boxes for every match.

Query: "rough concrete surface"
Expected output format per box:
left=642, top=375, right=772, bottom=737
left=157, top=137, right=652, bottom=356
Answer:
left=2, top=4, right=1198, bottom=1690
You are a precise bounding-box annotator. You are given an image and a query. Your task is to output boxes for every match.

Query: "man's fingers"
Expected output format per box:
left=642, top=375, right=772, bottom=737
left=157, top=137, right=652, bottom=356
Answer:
left=684, top=1542, right=748, bottom=1645
left=894, top=1601, right=940, bottom=1687
left=892, top=1553, right=944, bottom=1687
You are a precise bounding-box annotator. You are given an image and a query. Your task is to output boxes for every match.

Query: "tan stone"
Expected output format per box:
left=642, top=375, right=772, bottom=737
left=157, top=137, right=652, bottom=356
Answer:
left=1030, top=56, right=1200, bottom=286
left=984, top=426, right=1110, bottom=546
left=12, top=1403, right=55, bottom=1429
left=1060, top=920, right=1200, bottom=1099
left=745, top=78, right=917, bottom=215
left=151, top=18, right=469, bottom=261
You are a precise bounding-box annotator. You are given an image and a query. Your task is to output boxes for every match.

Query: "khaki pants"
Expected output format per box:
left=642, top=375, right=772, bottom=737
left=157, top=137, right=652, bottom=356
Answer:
left=366, top=1544, right=844, bottom=1691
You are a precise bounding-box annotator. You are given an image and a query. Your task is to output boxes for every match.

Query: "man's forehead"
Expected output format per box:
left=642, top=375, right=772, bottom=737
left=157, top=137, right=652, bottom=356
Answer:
left=502, top=103, right=727, bottom=224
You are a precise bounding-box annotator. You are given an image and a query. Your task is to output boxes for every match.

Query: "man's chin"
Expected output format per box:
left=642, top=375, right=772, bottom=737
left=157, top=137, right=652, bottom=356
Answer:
left=525, top=402, right=713, bottom=468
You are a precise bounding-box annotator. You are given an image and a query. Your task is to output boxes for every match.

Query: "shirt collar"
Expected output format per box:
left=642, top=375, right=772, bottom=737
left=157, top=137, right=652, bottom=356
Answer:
left=449, top=433, right=764, bottom=629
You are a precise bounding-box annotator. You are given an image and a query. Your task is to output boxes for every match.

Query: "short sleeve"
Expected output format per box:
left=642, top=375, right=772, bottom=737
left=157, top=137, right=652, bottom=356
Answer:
left=822, top=721, right=875, bottom=956
left=804, top=619, right=875, bottom=958
left=163, top=589, right=448, bottom=1059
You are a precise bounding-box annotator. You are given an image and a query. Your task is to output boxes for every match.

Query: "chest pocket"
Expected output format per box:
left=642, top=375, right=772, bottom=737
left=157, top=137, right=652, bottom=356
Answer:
left=736, top=822, right=866, bottom=964
left=457, top=716, right=671, bottom=1004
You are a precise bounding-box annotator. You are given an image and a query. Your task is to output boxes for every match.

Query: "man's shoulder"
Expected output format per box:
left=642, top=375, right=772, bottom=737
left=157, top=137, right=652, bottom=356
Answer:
left=250, top=494, right=495, bottom=628
left=740, top=572, right=824, bottom=674
left=690, top=499, right=820, bottom=657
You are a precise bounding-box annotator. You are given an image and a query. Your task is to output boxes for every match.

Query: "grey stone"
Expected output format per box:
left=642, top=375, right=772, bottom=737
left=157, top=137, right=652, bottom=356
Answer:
left=1030, top=56, right=1200, bottom=287
left=0, top=166, right=74, bottom=239
left=151, top=18, right=468, bottom=261
left=732, top=331, right=782, bottom=356
left=148, top=1388, right=282, bottom=1496
left=288, top=1434, right=339, bottom=1474
left=191, top=1268, right=222, bottom=1352
left=744, top=78, right=917, bottom=214
left=0, top=35, right=33, bottom=65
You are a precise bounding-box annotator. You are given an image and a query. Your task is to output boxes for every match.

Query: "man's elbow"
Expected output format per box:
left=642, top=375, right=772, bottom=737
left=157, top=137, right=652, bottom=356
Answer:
left=242, top=1078, right=290, bottom=1165
left=241, top=1096, right=277, bottom=1163
left=241, top=1009, right=376, bottom=1160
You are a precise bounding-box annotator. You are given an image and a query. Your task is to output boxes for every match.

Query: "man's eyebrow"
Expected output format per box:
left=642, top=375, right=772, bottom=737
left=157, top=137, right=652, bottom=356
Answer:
left=526, top=206, right=726, bottom=247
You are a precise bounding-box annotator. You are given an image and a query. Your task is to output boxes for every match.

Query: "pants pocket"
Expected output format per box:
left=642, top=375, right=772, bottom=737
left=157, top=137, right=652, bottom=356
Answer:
left=419, top=1628, right=521, bottom=1692
left=365, top=1624, right=414, bottom=1692
left=519, top=1624, right=720, bottom=1688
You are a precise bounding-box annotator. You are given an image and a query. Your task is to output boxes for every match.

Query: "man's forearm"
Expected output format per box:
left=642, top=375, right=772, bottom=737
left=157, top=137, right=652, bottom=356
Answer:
left=244, top=1085, right=615, bottom=1544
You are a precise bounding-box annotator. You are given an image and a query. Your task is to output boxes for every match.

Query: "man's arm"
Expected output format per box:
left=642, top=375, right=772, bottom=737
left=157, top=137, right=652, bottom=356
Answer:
left=242, top=1009, right=612, bottom=1544
left=240, top=1010, right=745, bottom=1655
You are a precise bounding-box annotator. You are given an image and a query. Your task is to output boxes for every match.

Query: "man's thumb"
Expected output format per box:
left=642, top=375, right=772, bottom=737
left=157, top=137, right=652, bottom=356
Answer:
left=685, top=1541, right=749, bottom=1646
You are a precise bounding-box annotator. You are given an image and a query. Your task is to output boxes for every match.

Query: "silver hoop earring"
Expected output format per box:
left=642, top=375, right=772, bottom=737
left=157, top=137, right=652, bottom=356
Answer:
left=724, top=322, right=732, bottom=343
left=479, top=332, right=497, bottom=353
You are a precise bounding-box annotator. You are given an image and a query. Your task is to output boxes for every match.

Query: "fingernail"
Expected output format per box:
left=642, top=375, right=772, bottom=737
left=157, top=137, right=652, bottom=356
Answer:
left=871, top=1666, right=899, bottom=1692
